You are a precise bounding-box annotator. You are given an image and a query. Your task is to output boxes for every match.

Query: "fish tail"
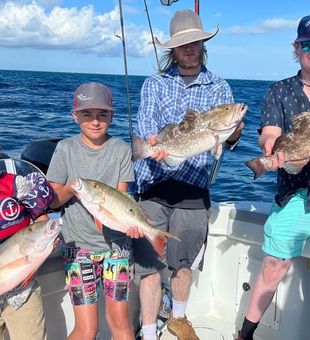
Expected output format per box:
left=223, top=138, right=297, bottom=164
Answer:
left=158, top=230, right=181, bottom=242
left=151, top=235, right=167, bottom=259
left=20, top=271, right=36, bottom=289
left=245, top=157, right=267, bottom=179
left=131, top=135, right=152, bottom=160
left=149, top=231, right=181, bottom=258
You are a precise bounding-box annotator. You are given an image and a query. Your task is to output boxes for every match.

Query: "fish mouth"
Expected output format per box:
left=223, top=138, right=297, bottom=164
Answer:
left=209, top=103, right=248, bottom=132
left=47, top=219, right=61, bottom=235
left=71, top=179, right=98, bottom=204
left=239, top=103, right=248, bottom=117
left=72, top=178, right=83, bottom=194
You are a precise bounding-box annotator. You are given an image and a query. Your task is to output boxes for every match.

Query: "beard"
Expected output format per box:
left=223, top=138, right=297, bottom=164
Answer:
left=173, top=50, right=204, bottom=69
left=177, top=57, right=200, bottom=69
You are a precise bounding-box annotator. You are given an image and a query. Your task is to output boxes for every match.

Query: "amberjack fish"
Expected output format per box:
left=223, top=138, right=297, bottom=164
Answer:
left=132, top=103, right=247, bottom=167
left=246, top=111, right=310, bottom=179
left=0, top=219, right=62, bottom=296
left=72, top=179, right=180, bottom=258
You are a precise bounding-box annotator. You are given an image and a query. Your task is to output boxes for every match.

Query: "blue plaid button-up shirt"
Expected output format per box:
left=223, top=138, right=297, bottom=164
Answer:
left=131, top=64, right=234, bottom=194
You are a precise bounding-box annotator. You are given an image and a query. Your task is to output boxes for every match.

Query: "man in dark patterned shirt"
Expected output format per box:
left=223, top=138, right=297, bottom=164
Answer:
left=237, top=15, right=310, bottom=340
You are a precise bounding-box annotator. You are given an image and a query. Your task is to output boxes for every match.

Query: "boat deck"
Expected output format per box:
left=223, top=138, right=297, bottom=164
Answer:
left=5, top=201, right=310, bottom=340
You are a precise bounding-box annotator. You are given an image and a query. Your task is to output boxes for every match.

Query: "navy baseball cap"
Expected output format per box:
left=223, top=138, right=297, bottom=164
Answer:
left=73, top=82, right=114, bottom=112
left=295, top=15, right=310, bottom=42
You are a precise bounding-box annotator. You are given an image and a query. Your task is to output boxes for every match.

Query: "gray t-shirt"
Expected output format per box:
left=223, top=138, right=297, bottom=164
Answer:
left=46, top=134, right=134, bottom=251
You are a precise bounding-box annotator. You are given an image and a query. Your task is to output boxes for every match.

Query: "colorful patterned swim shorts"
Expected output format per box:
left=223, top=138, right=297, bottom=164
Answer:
left=62, top=246, right=133, bottom=305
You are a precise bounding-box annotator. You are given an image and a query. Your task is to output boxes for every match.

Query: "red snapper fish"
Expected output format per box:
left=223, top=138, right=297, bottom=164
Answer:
left=71, top=178, right=180, bottom=258
left=0, top=219, right=62, bottom=295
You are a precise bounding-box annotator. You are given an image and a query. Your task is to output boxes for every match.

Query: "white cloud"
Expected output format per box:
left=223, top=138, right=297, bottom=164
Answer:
left=0, top=1, right=158, bottom=57
left=226, top=18, right=299, bottom=35
left=0, top=0, right=63, bottom=5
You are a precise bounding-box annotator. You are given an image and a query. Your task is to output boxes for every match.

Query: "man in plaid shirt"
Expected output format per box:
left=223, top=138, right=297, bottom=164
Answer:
left=131, top=9, right=244, bottom=340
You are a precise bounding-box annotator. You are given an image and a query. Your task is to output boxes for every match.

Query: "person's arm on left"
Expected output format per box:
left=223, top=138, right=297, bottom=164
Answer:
left=18, top=173, right=61, bottom=250
left=17, top=172, right=55, bottom=221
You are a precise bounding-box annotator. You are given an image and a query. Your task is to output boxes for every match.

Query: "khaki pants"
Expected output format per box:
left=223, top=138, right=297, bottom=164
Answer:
left=0, top=283, right=47, bottom=340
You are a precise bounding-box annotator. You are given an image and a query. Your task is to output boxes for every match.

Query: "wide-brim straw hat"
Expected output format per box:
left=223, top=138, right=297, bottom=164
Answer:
left=155, top=9, right=219, bottom=49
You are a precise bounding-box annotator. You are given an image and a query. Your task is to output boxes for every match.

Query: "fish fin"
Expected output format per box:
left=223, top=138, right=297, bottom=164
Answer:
left=150, top=235, right=167, bottom=259
left=177, top=109, right=200, bottom=134
left=182, top=108, right=200, bottom=124
left=158, top=124, right=175, bottom=142
left=158, top=230, right=181, bottom=242
left=122, top=192, right=137, bottom=203
left=20, top=271, right=36, bottom=289
left=148, top=230, right=181, bottom=258
left=0, top=256, right=30, bottom=272
left=131, top=135, right=152, bottom=160
left=209, top=135, right=220, bottom=158
left=291, top=112, right=310, bottom=130
left=284, top=160, right=307, bottom=175
left=164, top=155, right=186, bottom=167
left=157, top=109, right=199, bottom=142
left=98, top=205, right=118, bottom=220
left=94, top=218, right=103, bottom=232
left=211, top=144, right=223, bottom=160
left=245, top=157, right=268, bottom=179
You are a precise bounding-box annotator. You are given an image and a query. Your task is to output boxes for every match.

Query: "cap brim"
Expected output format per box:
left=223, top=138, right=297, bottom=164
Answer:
left=75, top=104, right=114, bottom=112
left=155, top=26, right=219, bottom=49
left=295, top=37, right=310, bottom=42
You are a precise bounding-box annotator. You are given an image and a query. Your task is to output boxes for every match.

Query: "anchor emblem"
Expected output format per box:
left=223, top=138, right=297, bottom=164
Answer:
left=0, top=198, right=20, bottom=221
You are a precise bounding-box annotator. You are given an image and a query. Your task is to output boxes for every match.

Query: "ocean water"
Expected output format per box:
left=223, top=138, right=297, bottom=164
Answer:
left=0, top=69, right=276, bottom=203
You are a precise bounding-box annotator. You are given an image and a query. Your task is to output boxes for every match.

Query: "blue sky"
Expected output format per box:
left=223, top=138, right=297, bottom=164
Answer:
left=0, top=0, right=308, bottom=80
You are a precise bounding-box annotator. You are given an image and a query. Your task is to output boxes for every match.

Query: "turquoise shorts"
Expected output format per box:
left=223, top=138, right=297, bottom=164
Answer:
left=263, top=190, right=310, bottom=259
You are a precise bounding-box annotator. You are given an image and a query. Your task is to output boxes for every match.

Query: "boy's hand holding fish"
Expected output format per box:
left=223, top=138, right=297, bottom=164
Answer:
left=126, top=226, right=145, bottom=239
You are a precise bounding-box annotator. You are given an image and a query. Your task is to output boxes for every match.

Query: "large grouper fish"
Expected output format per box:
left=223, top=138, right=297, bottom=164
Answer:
left=72, top=179, right=180, bottom=258
left=0, top=219, right=62, bottom=295
left=246, top=111, right=310, bottom=179
left=131, top=103, right=248, bottom=167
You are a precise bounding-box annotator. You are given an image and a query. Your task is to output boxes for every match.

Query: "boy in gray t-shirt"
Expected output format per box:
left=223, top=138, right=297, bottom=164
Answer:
left=46, top=82, right=137, bottom=340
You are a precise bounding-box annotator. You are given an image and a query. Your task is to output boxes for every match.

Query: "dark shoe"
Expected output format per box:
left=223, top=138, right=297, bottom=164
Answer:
left=235, top=331, right=244, bottom=340
left=235, top=331, right=253, bottom=340
left=167, top=315, right=199, bottom=340
left=236, top=331, right=244, bottom=340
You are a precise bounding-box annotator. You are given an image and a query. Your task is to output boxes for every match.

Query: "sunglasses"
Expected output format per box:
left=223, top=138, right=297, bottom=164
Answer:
left=301, top=41, right=310, bottom=53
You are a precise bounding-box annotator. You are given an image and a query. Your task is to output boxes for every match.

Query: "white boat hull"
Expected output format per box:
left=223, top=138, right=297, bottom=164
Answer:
left=5, top=201, right=310, bottom=340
